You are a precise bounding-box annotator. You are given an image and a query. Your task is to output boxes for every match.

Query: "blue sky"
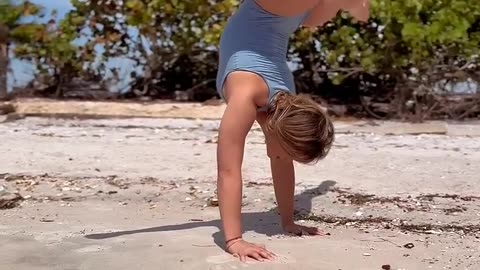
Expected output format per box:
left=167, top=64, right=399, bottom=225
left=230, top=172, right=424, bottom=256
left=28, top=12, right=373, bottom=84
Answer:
left=34, top=0, right=73, bottom=16
left=9, top=0, right=74, bottom=91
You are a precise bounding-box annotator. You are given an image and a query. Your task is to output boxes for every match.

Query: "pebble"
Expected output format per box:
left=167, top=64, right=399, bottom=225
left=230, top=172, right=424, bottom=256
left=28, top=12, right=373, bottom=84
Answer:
left=40, top=218, right=55, bottom=223
left=363, top=253, right=371, bottom=256
left=425, top=230, right=442, bottom=235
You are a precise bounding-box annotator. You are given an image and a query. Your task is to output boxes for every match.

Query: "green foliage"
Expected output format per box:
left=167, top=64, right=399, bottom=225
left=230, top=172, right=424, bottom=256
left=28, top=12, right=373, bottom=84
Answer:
left=6, top=0, right=480, bottom=118
left=61, top=0, right=238, bottom=98
left=322, top=0, right=480, bottom=73
left=3, top=1, right=97, bottom=97
left=0, top=0, right=40, bottom=27
left=290, top=0, right=480, bottom=119
left=1, top=0, right=44, bottom=98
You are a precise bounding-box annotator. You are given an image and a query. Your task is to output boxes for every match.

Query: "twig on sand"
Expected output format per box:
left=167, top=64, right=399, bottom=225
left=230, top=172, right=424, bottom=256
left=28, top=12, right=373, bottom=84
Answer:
left=192, top=244, right=216, bottom=248
left=378, top=237, right=402, bottom=248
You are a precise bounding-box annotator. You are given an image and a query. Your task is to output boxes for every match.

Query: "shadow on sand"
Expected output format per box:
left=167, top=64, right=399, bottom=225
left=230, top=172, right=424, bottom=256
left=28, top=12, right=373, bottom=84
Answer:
left=85, top=180, right=336, bottom=249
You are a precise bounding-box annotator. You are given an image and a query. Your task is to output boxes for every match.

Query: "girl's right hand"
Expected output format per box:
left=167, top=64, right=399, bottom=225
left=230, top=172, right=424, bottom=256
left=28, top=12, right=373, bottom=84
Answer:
left=226, top=239, right=276, bottom=262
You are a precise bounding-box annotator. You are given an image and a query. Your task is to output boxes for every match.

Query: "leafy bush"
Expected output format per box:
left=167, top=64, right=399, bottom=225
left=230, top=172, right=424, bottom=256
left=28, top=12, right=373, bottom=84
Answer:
left=7, top=0, right=480, bottom=119
left=291, top=0, right=480, bottom=120
left=0, top=0, right=42, bottom=98
left=58, top=0, right=237, bottom=100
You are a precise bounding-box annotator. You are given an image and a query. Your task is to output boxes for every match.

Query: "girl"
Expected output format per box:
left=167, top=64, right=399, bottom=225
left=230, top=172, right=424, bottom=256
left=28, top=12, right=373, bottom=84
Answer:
left=215, top=0, right=370, bottom=262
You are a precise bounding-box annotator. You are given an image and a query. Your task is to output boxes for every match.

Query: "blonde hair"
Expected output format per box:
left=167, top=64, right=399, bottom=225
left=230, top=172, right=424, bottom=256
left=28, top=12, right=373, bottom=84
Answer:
left=266, top=92, right=334, bottom=164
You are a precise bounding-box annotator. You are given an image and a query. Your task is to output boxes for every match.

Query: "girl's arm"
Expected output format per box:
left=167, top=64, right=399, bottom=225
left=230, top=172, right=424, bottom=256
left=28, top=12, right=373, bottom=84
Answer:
left=217, top=73, right=276, bottom=262
left=217, top=92, right=257, bottom=243
left=217, top=71, right=274, bottom=261
left=257, top=113, right=324, bottom=236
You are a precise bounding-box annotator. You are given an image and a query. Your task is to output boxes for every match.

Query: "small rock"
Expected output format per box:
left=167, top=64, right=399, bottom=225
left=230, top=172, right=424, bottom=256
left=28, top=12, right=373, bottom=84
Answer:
left=0, top=192, right=24, bottom=209
left=363, top=253, right=371, bottom=256
left=185, top=197, right=192, bottom=202
left=403, top=243, right=415, bottom=249
left=205, top=136, right=218, bottom=144
left=40, top=218, right=55, bottom=223
left=382, top=265, right=391, bottom=270
left=425, top=230, right=442, bottom=235
left=206, top=197, right=219, bottom=207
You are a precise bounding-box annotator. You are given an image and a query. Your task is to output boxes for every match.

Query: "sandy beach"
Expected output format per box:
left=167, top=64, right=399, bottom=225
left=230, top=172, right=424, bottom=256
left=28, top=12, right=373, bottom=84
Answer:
left=1, top=99, right=479, bottom=270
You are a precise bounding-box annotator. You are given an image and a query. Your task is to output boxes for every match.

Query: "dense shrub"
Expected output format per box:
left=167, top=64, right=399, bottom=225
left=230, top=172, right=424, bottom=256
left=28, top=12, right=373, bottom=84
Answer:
left=0, top=0, right=42, bottom=98
left=6, top=0, right=480, bottom=119
left=291, top=0, right=480, bottom=120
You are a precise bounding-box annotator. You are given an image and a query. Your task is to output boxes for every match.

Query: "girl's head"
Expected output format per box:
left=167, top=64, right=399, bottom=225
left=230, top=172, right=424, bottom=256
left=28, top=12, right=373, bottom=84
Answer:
left=266, top=92, right=334, bottom=164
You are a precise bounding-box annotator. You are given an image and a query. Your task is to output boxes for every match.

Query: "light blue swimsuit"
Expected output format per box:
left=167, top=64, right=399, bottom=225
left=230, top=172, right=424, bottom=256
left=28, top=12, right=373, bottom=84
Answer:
left=216, top=0, right=309, bottom=111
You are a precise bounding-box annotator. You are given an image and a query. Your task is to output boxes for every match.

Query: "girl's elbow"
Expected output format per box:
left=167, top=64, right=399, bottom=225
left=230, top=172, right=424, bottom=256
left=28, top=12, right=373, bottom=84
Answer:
left=217, top=168, right=241, bottom=183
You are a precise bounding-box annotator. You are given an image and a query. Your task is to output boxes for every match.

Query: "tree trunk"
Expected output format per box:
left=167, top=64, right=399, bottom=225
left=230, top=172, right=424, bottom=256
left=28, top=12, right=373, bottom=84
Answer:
left=0, top=24, right=8, bottom=100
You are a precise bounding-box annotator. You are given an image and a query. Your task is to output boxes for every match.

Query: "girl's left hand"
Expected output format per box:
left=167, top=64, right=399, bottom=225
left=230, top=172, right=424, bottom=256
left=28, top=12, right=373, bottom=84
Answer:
left=283, top=223, right=327, bottom=236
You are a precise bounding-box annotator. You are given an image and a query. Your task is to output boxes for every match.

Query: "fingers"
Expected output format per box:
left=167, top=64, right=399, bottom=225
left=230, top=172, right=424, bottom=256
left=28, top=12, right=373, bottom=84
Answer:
left=259, top=250, right=275, bottom=260
left=250, top=252, right=265, bottom=262
left=237, top=249, right=276, bottom=262
left=230, top=241, right=276, bottom=263
left=248, top=248, right=274, bottom=262
left=257, top=245, right=276, bottom=259
left=303, top=226, right=327, bottom=236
